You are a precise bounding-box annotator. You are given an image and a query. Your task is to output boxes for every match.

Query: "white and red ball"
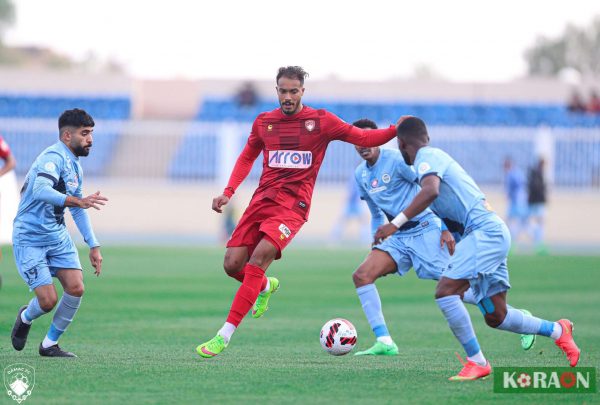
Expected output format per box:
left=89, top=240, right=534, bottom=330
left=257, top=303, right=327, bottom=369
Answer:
left=319, top=318, right=357, bottom=356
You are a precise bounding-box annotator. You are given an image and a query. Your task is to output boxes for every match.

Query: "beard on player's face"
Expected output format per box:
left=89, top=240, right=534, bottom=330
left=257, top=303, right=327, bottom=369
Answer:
left=281, top=99, right=301, bottom=115
left=72, top=141, right=91, bottom=157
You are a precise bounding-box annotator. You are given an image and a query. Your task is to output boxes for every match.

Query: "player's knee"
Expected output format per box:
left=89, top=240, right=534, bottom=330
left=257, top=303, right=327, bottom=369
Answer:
left=352, top=267, right=374, bottom=287
left=248, top=252, right=275, bottom=269
left=38, top=295, right=58, bottom=312
left=223, top=258, right=243, bottom=276
left=66, top=283, right=85, bottom=297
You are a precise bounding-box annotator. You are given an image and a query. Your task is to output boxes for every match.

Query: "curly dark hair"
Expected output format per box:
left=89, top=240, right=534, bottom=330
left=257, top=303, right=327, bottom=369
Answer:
left=276, top=66, right=309, bottom=85
left=352, top=118, right=378, bottom=130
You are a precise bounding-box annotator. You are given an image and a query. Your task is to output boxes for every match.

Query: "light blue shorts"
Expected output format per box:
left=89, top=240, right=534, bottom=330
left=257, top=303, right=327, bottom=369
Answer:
left=444, top=221, right=511, bottom=303
left=374, top=223, right=449, bottom=280
left=13, top=237, right=82, bottom=291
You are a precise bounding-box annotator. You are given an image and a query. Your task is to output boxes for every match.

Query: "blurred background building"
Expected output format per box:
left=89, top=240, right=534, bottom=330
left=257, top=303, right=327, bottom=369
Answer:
left=0, top=1, right=599, bottom=250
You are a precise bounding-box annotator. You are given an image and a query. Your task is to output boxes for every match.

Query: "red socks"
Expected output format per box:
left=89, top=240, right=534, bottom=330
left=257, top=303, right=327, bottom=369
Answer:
left=227, top=266, right=268, bottom=290
left=226, top=263, right=265, bottom=327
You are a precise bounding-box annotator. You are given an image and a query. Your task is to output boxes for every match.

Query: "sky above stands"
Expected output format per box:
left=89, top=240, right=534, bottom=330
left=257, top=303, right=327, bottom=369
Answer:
left=5, top=0, right=600, bottom=82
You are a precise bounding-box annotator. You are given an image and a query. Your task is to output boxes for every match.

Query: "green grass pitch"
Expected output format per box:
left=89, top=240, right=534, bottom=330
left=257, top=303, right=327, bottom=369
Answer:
left=0, top=246, right=598, bottom=404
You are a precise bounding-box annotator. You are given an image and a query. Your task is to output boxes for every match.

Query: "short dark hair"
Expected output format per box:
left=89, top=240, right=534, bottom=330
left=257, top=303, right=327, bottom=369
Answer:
left=352, top=118, right=378, bottom=130
left=276, top=66, right=309, bottom=85
left=59, top=108, right=95, bottom=134
left=397, top=116, right=428, bottom=142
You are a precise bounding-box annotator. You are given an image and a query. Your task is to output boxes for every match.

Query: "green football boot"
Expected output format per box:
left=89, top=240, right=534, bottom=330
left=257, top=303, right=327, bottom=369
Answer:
left=196, top=334, right=228, bottom=358
left=354, top=341, right=399, bottom=356
left=252, top=277, right=280, bottom=319
left=519, top=309, right=536, bottom=351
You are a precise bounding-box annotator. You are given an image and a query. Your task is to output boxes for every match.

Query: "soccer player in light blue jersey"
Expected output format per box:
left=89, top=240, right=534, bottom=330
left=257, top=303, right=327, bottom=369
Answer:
left=375, top=117, right=580, bottom=380
left=11, top=108, right=108, bottom=358
left=351, top=119, right=534, bottom=357
left=350, top=119, right=455, bottom=356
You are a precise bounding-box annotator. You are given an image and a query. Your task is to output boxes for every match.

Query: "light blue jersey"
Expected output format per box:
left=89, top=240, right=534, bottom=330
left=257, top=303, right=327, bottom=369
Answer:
left=414, top=146, right=510, bottom=302
left=13, top=141, right=98, bottom=248
left=355, top=148, right=437, bottom=237
left=355, top=148, right=448, bottom=280
left=414, top=146, right=501, bottom=235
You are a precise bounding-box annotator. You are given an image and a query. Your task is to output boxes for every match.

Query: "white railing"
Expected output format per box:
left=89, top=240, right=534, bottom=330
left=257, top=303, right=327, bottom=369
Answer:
left=1, top=118, right=599, bottom=188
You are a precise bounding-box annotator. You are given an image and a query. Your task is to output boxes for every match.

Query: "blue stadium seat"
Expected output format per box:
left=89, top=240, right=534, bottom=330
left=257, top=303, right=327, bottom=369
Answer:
left=195, top=98, right=600, bottom=128
left=0, top=94, right=131, bottom=119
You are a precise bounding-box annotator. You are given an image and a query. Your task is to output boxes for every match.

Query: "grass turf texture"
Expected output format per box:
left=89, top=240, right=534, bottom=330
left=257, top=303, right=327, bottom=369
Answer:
left=0, top=246, right=598, bottom=404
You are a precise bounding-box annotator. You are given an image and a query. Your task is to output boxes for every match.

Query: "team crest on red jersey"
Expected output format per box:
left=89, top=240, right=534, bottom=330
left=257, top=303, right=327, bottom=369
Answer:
left=304, top=120, right=316, bottom=132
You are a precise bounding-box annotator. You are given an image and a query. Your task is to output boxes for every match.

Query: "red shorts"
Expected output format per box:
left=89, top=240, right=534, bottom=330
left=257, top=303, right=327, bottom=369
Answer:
left=227, top=199, right=306, bottom=259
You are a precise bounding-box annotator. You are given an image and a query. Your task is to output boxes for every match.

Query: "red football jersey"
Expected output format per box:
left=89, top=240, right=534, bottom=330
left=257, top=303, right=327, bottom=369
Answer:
left=224, top=106, right=396, bottom=219
left=0, top=135, right=11, bottom=160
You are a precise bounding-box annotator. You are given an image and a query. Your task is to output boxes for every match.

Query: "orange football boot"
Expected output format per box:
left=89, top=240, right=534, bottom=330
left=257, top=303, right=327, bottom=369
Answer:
left=554, top=319, right=580, bottom=367
left=448, top=353, right=492, bottom=381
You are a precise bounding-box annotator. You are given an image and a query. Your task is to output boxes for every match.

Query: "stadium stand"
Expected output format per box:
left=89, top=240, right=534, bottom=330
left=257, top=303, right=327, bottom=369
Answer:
left=2, top=128, right=121, bottom=177
left=195, top=98, right=600, bottom=127
left=159, top=97, right=600, bottom=185
left=0, top=93, right=130, bottom=119
left=0, top=93, right=130, bottom=175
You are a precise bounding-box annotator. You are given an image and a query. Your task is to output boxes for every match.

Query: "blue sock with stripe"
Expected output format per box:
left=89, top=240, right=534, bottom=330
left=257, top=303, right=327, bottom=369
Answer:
left=496, top=307, right=558, bottom=338
left=436, top=295, right=485, bottom=364
left=356, top=284, right=390, bottom=338
left=23, top=297, right=47, bottom=323
left=42, top=292, right=81, bottom=347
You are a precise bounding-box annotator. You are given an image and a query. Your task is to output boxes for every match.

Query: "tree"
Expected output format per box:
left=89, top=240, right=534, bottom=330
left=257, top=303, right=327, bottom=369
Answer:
left=525, top=17, right=600, bottom=78
left=0, top=0, right=14, bottom=39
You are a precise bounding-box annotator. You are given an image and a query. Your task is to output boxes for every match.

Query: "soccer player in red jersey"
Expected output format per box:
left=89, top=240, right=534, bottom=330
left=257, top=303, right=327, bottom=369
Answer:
left=197, top=66, right=404, bottom=358
left=0, top=134, right=17, bottom=248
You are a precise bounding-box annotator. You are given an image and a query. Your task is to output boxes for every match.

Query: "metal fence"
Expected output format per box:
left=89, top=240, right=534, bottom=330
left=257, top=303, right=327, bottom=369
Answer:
left=2, top=118, right=599, bottom=188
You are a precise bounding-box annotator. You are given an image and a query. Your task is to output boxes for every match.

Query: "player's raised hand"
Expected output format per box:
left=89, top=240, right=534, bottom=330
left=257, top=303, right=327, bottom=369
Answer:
left=440, top=230, right=456, bottom=256
left=89, top=247, right=103, bottom=276
left=212, top=194, right=230, bottom=213
left=373, top=223, right=397, bottom=245
left=79, top=191, right=108, bottom=210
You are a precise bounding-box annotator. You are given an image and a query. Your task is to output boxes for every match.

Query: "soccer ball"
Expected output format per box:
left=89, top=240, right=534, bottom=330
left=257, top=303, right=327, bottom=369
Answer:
left=319, top=318, right=357, bottom=356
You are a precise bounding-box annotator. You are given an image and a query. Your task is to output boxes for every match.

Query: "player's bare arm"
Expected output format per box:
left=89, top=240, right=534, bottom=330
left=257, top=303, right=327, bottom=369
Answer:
left=65, top=191, right=108, bottom=210
left=89, top=247, right=103, bottom=276
left=373, top=175, right=440, bottom=244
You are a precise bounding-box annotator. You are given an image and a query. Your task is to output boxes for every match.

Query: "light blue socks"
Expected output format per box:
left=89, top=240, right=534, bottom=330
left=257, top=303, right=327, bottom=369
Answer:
left=436, top=295, right=481, bottom=357
left=356, top=284, right=390, bottom=338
